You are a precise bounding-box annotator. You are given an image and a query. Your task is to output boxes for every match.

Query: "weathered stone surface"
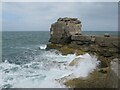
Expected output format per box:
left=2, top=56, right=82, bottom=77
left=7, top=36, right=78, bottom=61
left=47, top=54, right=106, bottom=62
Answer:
left=69, top=58, right=81, bottom=66
left=49, top=17, right=82, bottom=44
left=64, top=60, right=119, bottom=88
left=64, top=70, right=109, bottom=88
left=110, top=58, right=119, bottom=78
left=71, top=35, right=91, bottom=41
left=98, top=49, right=112, bottom=57
left=58, top=45, right=75, bottom=55
left=46, top=43, right=63, bottom=50
left=106, top=58, right=119, bottom=88
left=104, top=33, right=110, bottom=37
left=47, top=17, right=120, bottom=88
left=98, top=67, right=109, bottom=73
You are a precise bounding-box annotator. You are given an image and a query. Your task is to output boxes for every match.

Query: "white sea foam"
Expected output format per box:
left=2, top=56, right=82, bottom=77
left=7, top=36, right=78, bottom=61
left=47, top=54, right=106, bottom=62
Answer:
left=39, top=44, right=47, bottom=50
left=0, top=51, right=100, bottom=88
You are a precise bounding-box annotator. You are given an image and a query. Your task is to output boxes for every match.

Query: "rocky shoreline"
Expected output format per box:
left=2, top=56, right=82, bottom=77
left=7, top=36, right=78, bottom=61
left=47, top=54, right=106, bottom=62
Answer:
left=47, top=17, right=119, bottom=88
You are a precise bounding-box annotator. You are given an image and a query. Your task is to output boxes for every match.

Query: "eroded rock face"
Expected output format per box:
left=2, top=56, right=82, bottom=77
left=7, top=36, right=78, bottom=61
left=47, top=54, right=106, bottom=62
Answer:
left=49, top=17, right=82, bottom=44
left=47, top=17, right=119, bottom=88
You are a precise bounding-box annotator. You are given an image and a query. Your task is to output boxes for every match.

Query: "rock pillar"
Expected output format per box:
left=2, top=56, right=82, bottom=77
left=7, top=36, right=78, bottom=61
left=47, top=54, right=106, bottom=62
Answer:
left=49, top=17, right=82, bottom=44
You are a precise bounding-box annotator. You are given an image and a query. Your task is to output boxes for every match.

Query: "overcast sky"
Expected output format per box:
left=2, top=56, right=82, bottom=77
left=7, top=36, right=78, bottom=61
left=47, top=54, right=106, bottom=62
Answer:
left=2, top=2, right=118, bottom=31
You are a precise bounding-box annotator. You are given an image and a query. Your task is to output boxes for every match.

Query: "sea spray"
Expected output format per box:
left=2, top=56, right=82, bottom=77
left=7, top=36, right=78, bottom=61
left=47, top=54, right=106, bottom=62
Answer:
left=0, top=50, right=100, bottom=88
left=39, top=44, right=47, bottom=50
left=69, top=53, right=100, bottom=78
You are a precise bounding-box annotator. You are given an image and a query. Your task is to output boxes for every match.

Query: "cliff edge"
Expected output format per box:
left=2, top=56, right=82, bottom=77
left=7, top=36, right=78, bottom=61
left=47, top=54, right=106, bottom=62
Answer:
left=47, top=17, right=119, bottom=88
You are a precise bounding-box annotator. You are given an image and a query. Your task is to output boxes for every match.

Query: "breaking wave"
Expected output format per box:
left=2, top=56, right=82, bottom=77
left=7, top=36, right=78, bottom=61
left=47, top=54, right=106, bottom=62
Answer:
left=0, top=50, right=100, bottom=88
left=39, top=44, right=47, bottom=50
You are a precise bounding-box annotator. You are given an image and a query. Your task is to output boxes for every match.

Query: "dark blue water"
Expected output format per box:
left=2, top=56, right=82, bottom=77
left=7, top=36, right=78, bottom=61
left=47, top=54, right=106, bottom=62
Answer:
left=2, top=31, right=50, bottom=64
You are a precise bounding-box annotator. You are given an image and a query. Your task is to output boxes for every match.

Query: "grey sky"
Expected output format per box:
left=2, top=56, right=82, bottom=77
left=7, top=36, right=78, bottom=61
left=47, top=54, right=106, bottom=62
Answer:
left=2, top=2, right=118, bottom=31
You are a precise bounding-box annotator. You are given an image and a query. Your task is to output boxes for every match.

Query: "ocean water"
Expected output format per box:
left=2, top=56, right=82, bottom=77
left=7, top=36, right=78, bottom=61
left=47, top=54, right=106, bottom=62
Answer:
left=0, top=31, right=117, bottom=88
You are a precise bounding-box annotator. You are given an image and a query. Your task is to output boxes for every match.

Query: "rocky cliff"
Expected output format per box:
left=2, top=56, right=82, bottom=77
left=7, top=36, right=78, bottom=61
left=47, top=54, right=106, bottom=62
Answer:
left=47, top=17, right=119, bottom=88
left=49, top=17, right=82, bottom=44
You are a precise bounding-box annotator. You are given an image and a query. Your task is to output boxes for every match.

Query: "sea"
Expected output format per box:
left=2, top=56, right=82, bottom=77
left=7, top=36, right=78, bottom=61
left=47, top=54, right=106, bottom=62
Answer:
left=0, top=31, right=118, bottom=88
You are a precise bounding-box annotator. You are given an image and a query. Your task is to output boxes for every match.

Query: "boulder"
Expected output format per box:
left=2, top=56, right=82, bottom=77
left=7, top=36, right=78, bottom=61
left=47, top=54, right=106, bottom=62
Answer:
left=104, top=33, right=110, bottom=37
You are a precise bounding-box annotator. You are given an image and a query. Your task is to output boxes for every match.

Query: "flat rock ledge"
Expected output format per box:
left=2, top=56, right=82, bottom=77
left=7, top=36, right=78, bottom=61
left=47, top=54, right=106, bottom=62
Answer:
left=47, top=17, right=120, bottom=88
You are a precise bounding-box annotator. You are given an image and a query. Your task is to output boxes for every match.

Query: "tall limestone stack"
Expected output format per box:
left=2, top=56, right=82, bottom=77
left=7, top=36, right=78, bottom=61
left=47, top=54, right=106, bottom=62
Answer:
left=49, top=17, right=82, bottom=44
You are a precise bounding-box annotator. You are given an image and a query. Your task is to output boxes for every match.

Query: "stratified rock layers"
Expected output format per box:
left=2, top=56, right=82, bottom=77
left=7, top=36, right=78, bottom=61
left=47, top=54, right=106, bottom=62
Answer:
left=49, top=17, right=82, bottom=44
